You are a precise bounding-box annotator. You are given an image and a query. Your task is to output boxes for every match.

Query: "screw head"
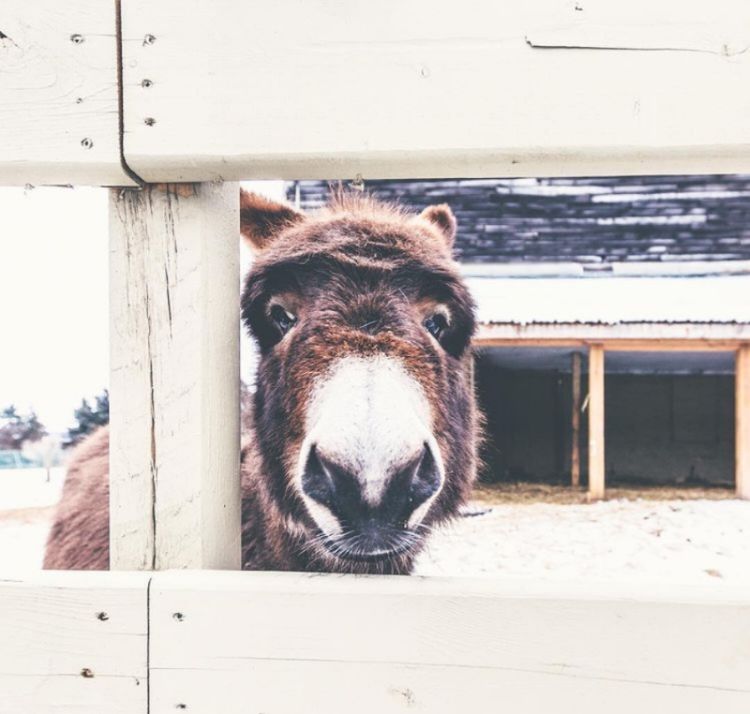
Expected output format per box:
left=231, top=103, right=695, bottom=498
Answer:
left=80, top=138, right=94, bottom=149
left=96, top=611, right=109, bottom=621
left=144, top=117, right=156, bottom=127
left=172, top=612, right=185, bottom=622
left=80, top=668, right=94, bottom=679
left=70, top=34, right=85, bottom=44
left=141, top=78, right=153, bottom=88
left=143, top=34, right=156, bottom=46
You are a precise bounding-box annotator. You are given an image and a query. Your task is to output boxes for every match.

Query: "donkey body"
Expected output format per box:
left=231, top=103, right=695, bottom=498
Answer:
left=44, top=191, right=479, bottom=575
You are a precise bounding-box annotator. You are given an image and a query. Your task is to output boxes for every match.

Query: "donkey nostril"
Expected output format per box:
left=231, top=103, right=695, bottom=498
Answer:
left=301, top=445, right=335, bottom=508
left=406, top=444, right=442, bottom=510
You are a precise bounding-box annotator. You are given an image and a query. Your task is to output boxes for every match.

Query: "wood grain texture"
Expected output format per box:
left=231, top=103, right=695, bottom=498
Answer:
left=109, top=183, right=241, bottom=570
left=587, top=345, right=605, bottom=499
left=121, top=0, right=750, bottom=181
left=736, top=345, right=750, bottom=499
left=0, top=572, right=149, bottom=714
left=148, top=570, right=750, bottom=714
left=0, top=1, right=135, bottom=186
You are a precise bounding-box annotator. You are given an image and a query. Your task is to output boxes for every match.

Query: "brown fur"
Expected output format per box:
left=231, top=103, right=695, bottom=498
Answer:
left=44, top=190, right=479, bottom=574
left=43, top=426, right=110, bottom=569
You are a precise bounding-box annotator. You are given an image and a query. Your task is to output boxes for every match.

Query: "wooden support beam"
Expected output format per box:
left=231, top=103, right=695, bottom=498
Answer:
left=571, top=352, right=582, bottom=488
left=588, top=346, right=605, bottom=500
left=109, top=183, right=241, bottom=569
left=736, top=345, right=750, bottom=499
left=474, top=336, right=745, bottom=352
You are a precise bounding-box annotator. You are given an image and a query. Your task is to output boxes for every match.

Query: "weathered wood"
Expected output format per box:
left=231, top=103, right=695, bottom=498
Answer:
left=0, top=572, right=149, bottom=714
left=588, top=345, right=605, bottom=499
left=736, top=345, right=750, bottom=499
left=148, top=570, right=750, bottom=714
left=571, top=351, right=582, bottom=487
left=120, top=0, right=750, bottom=182
left=109, top=183, right=241, bottom=570
left=0, top=1, right=135, bottom=187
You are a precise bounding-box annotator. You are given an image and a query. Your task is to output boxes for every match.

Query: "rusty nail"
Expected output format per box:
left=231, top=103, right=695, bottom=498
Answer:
left=80, top=138, right=94, bottom=149
left=143, top=34, right=156, bottom=46
left=144, top=117, right=156, bottom=126
left=80, top=668, right=94, bottom=679
left=70, top=34, right=85, bottom=44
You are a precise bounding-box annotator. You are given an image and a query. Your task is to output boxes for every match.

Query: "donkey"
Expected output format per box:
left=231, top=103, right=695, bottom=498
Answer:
left=44, top=189, right=479, bottom=575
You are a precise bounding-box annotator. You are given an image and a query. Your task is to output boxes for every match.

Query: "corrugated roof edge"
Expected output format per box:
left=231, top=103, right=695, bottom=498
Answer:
left=462, top=260, right=750, bottom=279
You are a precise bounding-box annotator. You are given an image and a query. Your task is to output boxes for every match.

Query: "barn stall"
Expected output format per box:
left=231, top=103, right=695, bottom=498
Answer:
left=2, top=0, right=750, bottom=712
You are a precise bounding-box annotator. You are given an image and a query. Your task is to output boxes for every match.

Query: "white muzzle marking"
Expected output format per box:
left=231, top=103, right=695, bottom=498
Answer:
left=297, top=356, right=445, bottom=535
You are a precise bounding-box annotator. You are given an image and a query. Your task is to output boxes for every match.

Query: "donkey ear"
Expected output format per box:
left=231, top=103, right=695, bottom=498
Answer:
left=418, top=204, right=457, bottom=247
left=240, top=189, right=305, bottom=251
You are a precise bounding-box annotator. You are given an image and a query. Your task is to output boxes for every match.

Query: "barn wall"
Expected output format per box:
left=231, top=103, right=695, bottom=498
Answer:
left=477, top=362, right=734, bottom=486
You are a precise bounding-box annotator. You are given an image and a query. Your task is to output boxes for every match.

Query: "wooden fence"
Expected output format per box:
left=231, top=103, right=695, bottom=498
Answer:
left=2, top=0, right=750, bottom=711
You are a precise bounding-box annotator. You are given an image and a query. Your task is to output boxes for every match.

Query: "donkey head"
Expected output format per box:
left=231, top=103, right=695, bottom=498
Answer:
left=241, top=189, right=478, bottom=572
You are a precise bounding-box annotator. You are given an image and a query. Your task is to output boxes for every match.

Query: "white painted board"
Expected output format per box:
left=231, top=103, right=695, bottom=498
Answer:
left=0, top=572, right=149, bottom=714
left=149, top=570, right=750, bottom=714
left=121, top=0, right=750, bottom=181
left=109, top=183, right=241, bottom=570
left=0, top=2, right=135, bottom=186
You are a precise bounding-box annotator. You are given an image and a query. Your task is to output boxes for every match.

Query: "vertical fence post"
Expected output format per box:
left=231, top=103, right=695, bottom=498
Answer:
left=588, top=345, right=605, bottom=500
left=109, top=183, right=241, bottom=569
left=736, top=344, right=750, bottom=500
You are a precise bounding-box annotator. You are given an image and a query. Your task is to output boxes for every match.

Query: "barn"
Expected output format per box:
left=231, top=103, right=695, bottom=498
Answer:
left=291, top=177, right=750, bottom=497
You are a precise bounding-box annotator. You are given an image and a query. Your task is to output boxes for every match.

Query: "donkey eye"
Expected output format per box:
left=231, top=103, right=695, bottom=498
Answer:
left=270, top=304, right=297, bottom=335
left=424, top=313, right=448, bottom=340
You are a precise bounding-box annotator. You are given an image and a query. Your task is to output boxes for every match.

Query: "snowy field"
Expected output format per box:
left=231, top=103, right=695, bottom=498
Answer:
left=414, top=498, right=750, bottom=585
left=0, top=467, right=748, bottom=585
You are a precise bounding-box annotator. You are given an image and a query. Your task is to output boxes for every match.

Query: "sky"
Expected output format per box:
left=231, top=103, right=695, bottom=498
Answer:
left=0, top=181, right=282, bottom=434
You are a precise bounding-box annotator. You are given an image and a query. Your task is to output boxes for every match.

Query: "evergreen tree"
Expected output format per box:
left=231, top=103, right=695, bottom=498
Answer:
left=65, top=389, right=109, bottom=447
left=0, top=405, right=47, bottom=450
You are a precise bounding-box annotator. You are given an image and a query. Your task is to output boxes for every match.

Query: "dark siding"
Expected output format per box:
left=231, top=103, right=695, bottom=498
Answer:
left=289, top=176, right=750, bottom=264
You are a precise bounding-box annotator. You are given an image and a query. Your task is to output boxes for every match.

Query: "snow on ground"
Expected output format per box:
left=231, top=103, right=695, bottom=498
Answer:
left=415, top=498, right=750, bottom=585
left=0, top=467, right=65, bottom=510
left=0, top=467, right=748, bottom=586
left=0, top=468, right=65, bottom=572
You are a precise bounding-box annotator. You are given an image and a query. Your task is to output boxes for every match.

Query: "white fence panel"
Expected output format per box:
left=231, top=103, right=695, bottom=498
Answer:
left=109, top=183, right=241, bottom=570
left=0, top=1, right=135, bottom=187
left=148, top=571, right=750, bottom=714
left=0, top=572, right=149, bottom=714
left=121, top=0, right=750, bottom=182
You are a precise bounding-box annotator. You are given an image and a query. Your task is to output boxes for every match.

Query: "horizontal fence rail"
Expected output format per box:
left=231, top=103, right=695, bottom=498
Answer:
left=0, top=1, right=136, bottom=187
left=2, top=571, right=749, bottom=713
left=4, top=1, right=750, bottom=185
left=120, top=0, right=750, bottom=181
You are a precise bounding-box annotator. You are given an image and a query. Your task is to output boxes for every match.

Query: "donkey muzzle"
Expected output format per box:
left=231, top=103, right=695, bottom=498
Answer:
left=302, top=443, right=441, bottom=535
left=296, top=356, right=446, bottom=559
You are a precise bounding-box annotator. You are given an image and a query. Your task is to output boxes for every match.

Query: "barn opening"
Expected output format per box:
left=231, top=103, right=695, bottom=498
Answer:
left=475, top=347, right=735, bottom=489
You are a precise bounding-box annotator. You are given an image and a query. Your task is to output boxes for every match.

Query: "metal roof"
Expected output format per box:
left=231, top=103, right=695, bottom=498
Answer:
left=467, top=275, right=750, bottom=327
